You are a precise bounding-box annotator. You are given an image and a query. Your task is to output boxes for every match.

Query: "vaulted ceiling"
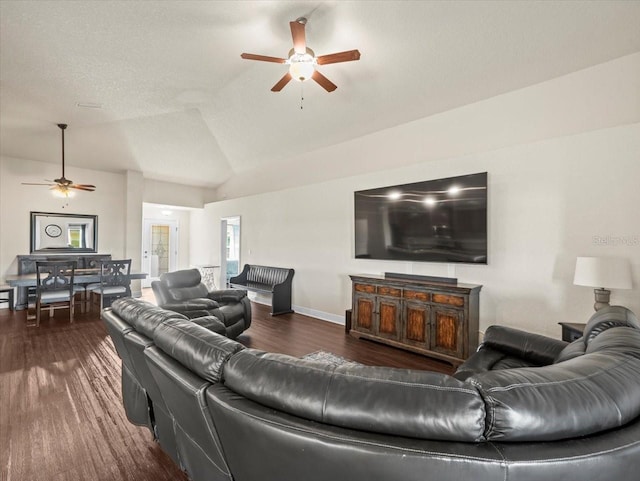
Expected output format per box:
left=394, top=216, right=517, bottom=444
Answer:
left=1, top=1, right=639, bottom=189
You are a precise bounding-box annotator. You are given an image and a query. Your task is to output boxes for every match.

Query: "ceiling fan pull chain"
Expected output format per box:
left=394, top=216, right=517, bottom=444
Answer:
left=300, top=84, right=304, bottom=110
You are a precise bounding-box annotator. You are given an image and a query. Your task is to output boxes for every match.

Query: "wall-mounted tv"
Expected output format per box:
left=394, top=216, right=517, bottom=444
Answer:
left=354, top=172, right=487, bottom=264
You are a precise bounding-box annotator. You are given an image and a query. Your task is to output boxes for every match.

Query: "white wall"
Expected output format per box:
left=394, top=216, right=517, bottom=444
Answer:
left=0, top=158, right=211, bottom=284
left=144, top=178, right=211, bottom=208
left=200, top=124, right=640, bottom=337
left=0, top=157, right=128, bottom=278
left=195, top=54, right=640, bottom=338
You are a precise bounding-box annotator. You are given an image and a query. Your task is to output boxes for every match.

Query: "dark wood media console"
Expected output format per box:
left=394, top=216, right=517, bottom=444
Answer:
left=349, top=274, right=482, bottom=366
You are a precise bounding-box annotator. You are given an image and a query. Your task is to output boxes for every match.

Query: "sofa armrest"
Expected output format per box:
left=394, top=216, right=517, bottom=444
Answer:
left=482, top=325, right=568, bottom=366
left=208, top=289, right=248, bottom=302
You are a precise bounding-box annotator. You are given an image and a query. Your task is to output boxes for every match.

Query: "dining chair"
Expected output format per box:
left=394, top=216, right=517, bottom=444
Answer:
left=0, top=284, right=14, bottom=310
left=35, top=260, right=81, bottom=327
left=87, top=259, right=132, bottom=312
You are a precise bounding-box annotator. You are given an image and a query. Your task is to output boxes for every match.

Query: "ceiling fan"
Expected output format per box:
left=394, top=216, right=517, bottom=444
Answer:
left=241, top=17, right=360, bottom=92
left=22, top=123, right=96, bottom=197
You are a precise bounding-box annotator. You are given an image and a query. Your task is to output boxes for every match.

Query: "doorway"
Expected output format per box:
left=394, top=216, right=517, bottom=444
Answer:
left=142, top=218, right=178, bottom=288
left=220, top=216, right=240, bottom=288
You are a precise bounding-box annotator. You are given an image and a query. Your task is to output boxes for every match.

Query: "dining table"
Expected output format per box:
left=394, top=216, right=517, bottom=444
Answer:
left=5, top=269, right=148, bottom=311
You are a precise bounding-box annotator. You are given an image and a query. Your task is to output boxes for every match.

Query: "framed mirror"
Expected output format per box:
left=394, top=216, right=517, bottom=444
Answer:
left=30, top=212, right=98, bottom=253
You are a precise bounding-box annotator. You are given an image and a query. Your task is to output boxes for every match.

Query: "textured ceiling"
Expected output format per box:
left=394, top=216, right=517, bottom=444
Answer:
left=1, top=1, right=639, bottom=188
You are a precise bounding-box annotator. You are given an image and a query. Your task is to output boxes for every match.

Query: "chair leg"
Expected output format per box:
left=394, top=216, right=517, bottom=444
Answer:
left=78, top=291, right=85, bottom=314
left=98, top=294, right=104, bottom=317
left=70, top=299, right=75, bottom=324
left=89, top=291, right=97, bottom=314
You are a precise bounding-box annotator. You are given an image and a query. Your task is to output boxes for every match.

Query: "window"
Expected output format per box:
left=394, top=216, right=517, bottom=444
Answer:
left=67, top=224, right=86, bottom=248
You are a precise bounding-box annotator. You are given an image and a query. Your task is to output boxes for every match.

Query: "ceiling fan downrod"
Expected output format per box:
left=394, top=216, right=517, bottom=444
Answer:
left=58, top=123, right=67, bottom=179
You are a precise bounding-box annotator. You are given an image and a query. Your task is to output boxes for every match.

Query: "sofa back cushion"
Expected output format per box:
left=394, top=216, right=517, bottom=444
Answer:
left=223, top=349, right=486, bottom=442
left=583, top=305, right=639, bottom=345
left=112, top=297, right=188, bottom=338
left=470, top=327, right=640, bottom=442
left=153, top=318, right=244, bottom=383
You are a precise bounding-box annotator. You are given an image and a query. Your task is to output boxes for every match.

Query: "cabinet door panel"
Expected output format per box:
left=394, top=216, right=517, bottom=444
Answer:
left=353, top=293, right=376, bottom=334
left=402, top=301, right=430, bottom=349
left=431, top=307, right=464, bottom=358
left=377, top=298, right=401, bottom=341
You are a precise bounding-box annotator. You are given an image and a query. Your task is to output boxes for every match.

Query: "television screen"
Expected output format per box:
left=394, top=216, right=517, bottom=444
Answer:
left=354, top=172, right=487, bottom=264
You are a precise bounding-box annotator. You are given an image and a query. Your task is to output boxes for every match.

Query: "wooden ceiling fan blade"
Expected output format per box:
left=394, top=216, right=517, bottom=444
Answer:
left=70, top=184, right=96, bottom=192
left=241, top=53, right=286, bottom=63
left=290, top=19, right=307, bottom=54
left=316, top=50, right=361, bottom=65
left=22, top=182, right=55, bottom=186
left=312, top=70, right=337, bottom=92
left=271, top=73, right=292, bottom=92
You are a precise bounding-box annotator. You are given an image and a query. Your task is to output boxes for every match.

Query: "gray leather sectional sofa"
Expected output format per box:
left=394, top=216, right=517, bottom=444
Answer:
left=102, top=300, right=640, bottom=481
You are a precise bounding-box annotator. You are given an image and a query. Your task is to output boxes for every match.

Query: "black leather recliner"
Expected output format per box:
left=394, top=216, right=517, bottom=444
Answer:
left=151, top=268, right=251, bottom=339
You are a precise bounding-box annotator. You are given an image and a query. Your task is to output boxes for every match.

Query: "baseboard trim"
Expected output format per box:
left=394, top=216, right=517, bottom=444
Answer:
left=292, top=304, right=345, bottom=325
left=248, top=296, right=345, bottom=326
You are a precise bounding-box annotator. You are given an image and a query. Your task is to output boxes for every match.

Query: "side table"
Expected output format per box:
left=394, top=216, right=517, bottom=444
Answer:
left=558, top=322, right=586, bottom=342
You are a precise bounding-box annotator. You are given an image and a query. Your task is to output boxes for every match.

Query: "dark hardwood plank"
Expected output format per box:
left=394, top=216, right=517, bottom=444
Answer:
left=0, top=291, right=452, bottom=481
left=0, top=307, right=187, bottom=481
left=237, top=302, right=453, bottom=372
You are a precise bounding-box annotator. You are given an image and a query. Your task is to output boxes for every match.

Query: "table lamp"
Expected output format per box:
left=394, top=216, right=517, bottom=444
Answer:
left=573, top=256, right=632, bottom=311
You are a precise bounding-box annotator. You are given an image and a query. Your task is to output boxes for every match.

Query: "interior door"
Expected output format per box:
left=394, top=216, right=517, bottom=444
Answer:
left=142, top=219, right=178, bottom=288
left=220, top=216, right=240, bottom=287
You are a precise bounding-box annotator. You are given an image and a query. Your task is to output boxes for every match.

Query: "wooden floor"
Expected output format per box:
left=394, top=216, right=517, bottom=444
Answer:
left=0, top=292, right=452, bottom=481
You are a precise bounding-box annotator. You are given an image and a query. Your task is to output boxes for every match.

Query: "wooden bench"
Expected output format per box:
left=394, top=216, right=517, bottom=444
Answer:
left=229, top=264, right=294, bottom=316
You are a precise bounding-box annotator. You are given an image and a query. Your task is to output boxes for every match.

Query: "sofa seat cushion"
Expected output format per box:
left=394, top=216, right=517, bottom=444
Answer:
left=162, top=298, right=219, bottom=312
left=191, top=315, right=227, bottom=336
left=470, top=327, right=640, bottom=442
left=208, top=289, right=247, bottom=303
left=223, top=349, right=486, bottom=442
left=217, top=303, right=246, bottom=327
left=454, top=347, right=542, bottom=381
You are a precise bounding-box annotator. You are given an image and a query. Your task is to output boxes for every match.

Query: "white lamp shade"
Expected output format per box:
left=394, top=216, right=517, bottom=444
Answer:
left=573, top=257, right=632, bottom=289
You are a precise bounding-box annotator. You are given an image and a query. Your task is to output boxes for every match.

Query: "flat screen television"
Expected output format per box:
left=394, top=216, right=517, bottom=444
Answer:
left=354, top=172, right=487, bottom=264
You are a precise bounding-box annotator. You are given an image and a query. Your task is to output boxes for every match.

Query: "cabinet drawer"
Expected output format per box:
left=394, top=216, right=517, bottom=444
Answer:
left=432, top=293, right=465, bottom=307
left=354, top=283, right=376, bottom=294
left=404, top=290, right=430, bottom=302
left=378, top=286, right=401, bottom=297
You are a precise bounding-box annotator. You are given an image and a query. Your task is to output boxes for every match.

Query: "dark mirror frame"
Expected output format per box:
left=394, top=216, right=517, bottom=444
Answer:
left=30, top=211, right=98, bottom=254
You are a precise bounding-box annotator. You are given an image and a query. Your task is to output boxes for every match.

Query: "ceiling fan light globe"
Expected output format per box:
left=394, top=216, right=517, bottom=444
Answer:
left=288, top=53, right=316, bottom=82
left=51, top=185, right=75, bottom=198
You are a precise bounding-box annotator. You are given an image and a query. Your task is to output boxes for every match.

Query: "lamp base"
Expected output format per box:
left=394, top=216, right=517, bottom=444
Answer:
left=593, top=288, right=611, bottom=311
